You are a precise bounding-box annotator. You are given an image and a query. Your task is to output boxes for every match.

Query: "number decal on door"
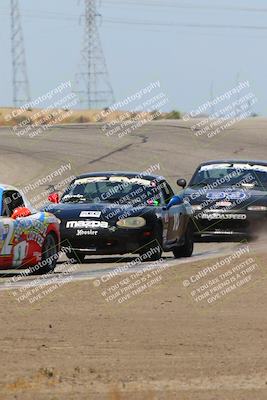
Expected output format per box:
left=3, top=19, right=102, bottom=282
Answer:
left=173, top=214, right=180, bottom=232
left=0, top=221, right=14, bottom=256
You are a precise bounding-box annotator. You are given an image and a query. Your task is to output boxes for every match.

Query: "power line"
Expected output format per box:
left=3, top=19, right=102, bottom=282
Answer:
left=100, top=0, right=267, bottom=13
left=1, top=9, right=267, bottom=34
left=2, top=0, right=267, bottom=20
left=1, top=7, right=267, bottom=33
left=104, top=17, right=267, bottom=31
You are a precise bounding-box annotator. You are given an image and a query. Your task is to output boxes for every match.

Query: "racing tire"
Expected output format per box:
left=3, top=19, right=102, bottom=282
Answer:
left=66, top=252, right=86, bottom=264
left=172, top=222, right=194, bottom=258
left=32, top=234, right=58, bottom=275
left=139, top=224, right=163, bottom=262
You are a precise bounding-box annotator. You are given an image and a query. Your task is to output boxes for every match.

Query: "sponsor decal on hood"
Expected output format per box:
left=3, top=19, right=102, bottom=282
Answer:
left=206, top=191, right=247, bottom=200
left=66, top=220, right=109, bottom=229
left=80, top=211, right=101, bottom=218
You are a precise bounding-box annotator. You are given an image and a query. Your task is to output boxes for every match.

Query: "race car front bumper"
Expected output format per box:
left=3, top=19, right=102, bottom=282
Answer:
left=61, top=225, right=158, bottom=255
left=192, top=209, right=267, bottom=241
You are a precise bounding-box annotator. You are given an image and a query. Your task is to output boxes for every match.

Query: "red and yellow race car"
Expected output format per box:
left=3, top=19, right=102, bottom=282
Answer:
left=0, top=184, right=60, bottom=274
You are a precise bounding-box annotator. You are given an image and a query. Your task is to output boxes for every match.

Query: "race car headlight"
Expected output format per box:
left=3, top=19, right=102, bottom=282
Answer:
left=247, top=205, right=267, bottom=211
left=116, top=217, right=146, bottom=229
left=192, top=205, right=202, bottom=211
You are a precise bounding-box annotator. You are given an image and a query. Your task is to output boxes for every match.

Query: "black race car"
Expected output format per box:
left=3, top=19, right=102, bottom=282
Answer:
left=45, top=172, right=194, bottom=262
left=177, top=160, right=267, bottom=241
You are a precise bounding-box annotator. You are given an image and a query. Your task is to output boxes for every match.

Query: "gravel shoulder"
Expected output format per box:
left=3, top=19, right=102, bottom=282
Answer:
left=1, top=248, right=267, bottom=400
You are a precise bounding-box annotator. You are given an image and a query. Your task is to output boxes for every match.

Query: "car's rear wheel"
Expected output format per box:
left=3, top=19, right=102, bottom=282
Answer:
left=37, top=234, right=58, bottom=274
left=173, top=222, right=194, bottom=258
left=139, top=224, right=163, bottom=261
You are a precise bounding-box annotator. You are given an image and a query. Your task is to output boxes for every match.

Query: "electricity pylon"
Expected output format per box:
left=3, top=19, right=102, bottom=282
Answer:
left=11, top=0, right=31, bottom=107
left=75, top=0, right=115, bottom=109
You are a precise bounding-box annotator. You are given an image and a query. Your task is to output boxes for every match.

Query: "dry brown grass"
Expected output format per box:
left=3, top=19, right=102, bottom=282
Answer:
left=0, top=107, right=121, bottom=126
left=0, top=107, right=176, bottom=127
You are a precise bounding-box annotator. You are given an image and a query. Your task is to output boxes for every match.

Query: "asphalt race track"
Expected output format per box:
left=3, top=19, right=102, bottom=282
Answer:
left=0, top=118, right=266, bottom=287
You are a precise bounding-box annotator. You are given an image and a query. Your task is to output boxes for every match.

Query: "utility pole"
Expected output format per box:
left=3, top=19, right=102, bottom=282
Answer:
left=75, top=0, right=115, bottom=109
left=209, top=81, right=215, bottom=116
left=11, top=0, right=31, bottom=107
left=235, top=72, right=241, bottom=115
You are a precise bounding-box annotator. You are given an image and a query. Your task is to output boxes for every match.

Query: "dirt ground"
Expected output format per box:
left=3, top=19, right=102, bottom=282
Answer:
left=1, top=248, right=267, bottom=400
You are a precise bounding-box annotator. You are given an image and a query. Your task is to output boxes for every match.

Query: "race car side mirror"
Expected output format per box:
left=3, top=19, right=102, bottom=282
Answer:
left=177, top=178, right=187, bottom=188
left=48, top=193, right=60, bottom=204
left=165, top=195, right=183, bottom=210
left=11, top=207, right=32, bottom=219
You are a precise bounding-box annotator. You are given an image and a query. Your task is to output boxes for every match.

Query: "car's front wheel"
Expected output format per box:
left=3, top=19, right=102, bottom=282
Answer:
left=172, top=222, right=194, bottom=258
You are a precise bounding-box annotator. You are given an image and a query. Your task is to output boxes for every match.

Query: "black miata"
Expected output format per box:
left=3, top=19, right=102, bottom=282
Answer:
left=45, top=172, right=194, bottom=262
left=177, top=160, right=267, bottom=241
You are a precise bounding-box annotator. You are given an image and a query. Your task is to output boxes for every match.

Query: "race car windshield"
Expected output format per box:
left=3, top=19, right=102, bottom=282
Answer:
left=190, top=164, right=267, bottom=190
left=61, top=177, right=164, bottom=206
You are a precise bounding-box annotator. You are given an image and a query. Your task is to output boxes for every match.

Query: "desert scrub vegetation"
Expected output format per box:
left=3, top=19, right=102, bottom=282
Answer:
left=166, top=110, right=181, bottom=119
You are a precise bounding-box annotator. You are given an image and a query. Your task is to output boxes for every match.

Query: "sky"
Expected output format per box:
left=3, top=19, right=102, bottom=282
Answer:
left=0, top=0, right=267, bottom=115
